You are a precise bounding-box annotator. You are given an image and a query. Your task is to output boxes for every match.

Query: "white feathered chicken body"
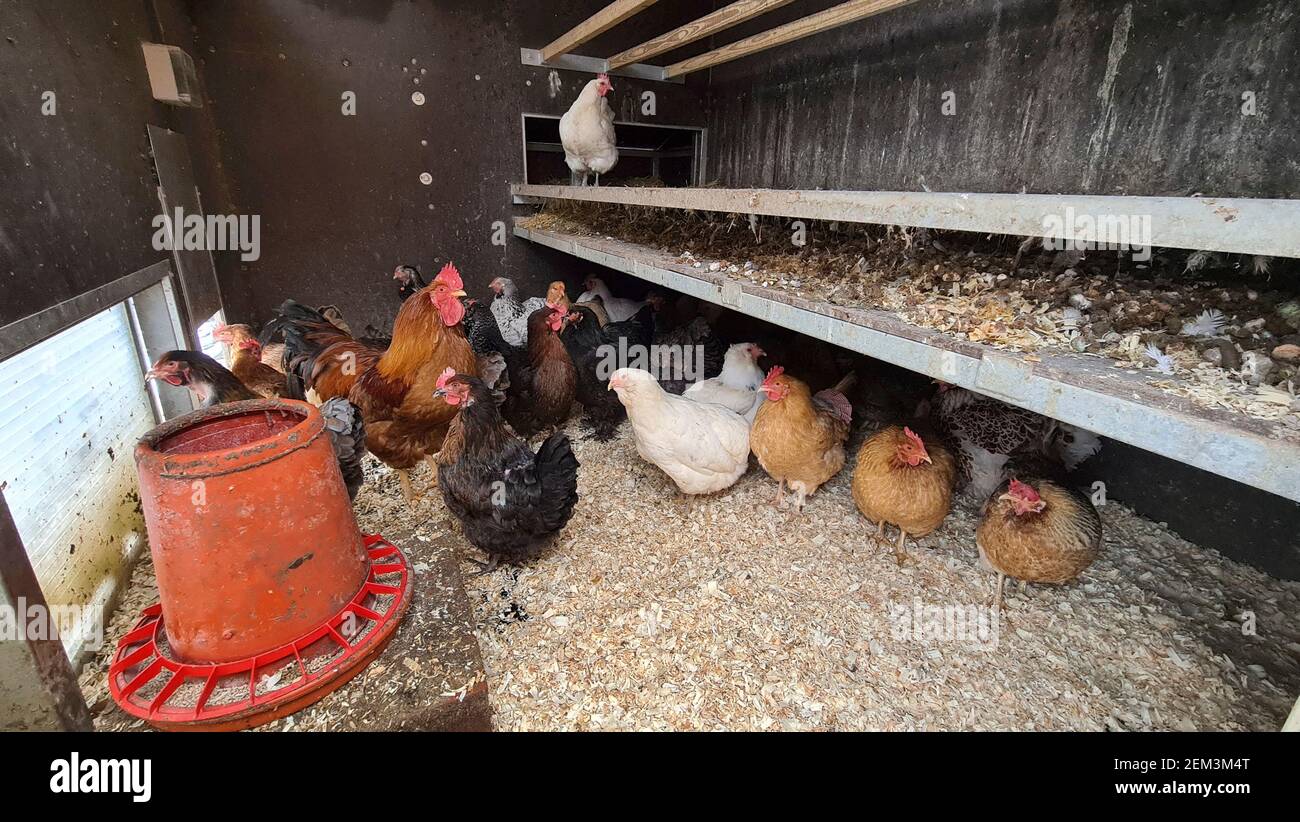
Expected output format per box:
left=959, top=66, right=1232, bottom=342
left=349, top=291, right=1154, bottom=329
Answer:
left=576, top=276, right=645, bottom=322
left=559, top=75, right=618, bottom=184
left=683, top=343, right=766, bottom=422
left=609, top=368, right=749, bottom=494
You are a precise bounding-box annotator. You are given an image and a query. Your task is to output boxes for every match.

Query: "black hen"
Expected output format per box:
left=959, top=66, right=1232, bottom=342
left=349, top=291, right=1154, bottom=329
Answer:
left=653, top=316, right=726, bottom=395
left=561, top=302, right=655, bottom=440
left=434, top=374, right=579, bottom=570
left=394, top=264, right=426, bottom=303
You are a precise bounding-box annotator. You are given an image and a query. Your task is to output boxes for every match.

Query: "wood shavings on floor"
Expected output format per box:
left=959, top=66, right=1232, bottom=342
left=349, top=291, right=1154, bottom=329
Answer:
left=81, top=427, right=1300, bottom=732
left=457, top=422, right=1298, bottom=731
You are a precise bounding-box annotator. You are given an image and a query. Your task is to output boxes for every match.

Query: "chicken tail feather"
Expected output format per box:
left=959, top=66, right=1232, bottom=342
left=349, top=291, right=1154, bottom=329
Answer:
left=533, top=432, right=580, bottom=534
left=320, top=397, right=367, bottom=500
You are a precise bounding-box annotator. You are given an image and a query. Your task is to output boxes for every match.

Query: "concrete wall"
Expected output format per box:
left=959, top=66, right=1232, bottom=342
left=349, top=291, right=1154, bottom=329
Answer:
left=704, top=0, right=1300, bottom=198
left=184, top=0, right=710, bottom=334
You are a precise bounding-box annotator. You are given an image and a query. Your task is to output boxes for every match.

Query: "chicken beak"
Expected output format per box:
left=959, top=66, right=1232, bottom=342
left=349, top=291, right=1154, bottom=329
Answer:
left=451, top=289, right=467, bottom=298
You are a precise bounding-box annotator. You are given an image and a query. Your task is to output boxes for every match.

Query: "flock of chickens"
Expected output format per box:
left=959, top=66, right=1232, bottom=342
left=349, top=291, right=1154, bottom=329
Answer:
left=144, top=255, right=1105, bottom=609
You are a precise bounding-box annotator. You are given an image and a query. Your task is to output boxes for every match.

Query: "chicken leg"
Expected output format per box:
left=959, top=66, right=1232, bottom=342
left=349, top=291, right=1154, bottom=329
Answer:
left=397, top=469, right=420, bottom=503
left=425, top=454, right=440, bottom=489
left=770, top=478, right=785, bottom=507
left=990, top=572, right=1007, bottom=613
left=893, top=528, right=909, bottom=566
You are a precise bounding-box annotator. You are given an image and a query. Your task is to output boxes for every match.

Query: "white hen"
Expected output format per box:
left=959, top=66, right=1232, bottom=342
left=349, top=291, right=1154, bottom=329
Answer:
left=609, top=368, right=750, bottom=495
left=575, top=276, right=646, bottom=322
left=559, top=74, right=618, bottom=186
left=684, top=342, right=766, bottom=422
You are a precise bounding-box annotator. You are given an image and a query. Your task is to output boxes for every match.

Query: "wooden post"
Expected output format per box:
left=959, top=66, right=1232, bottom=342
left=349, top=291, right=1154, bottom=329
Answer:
left=540, top=0, right=661, bottom=63
left=664, top=0, right=920, bottom=78
left=607, top=0, right=797, bottom=70
left=0, top=490, right=92, bottom=731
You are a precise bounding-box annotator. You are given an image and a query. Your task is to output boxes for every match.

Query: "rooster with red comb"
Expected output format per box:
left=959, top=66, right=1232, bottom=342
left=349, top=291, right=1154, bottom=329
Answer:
left=262, top=261, right=478, bottom=502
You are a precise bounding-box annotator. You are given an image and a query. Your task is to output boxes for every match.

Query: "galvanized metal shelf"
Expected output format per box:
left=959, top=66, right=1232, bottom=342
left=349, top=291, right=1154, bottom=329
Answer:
left=514, top=219, right=1300, bottom=503
left=511, top=184, right=1300, bottom=258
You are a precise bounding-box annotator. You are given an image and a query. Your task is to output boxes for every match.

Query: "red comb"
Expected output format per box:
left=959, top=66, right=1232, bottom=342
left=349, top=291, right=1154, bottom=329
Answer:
left=1008, top=478, right=1040, bottom=501
left=762, top=365, right=785, bottom=386
left=436, top=367, right=457, bottom=390
left=903, top=426, right=923, bottom=445
left=434, top=262, right=463, bottom=291
left=238, top=338, right=260, bottom=351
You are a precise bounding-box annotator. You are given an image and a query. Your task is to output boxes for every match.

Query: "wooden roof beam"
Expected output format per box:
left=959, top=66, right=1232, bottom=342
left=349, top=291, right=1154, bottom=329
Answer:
left=607, top=0, right=798, bottom=70
left=540, top=0, right=661, bottom=63
left=664, top=0, right=921, bottom=78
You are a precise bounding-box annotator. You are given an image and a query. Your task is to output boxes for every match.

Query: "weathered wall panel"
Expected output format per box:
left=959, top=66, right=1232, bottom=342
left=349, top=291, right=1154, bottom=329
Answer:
left=185, top=0, right=709, bottom=333
left=0, top=1, right=173, bottom=328
left=704, top=0, right=1300, bottom=198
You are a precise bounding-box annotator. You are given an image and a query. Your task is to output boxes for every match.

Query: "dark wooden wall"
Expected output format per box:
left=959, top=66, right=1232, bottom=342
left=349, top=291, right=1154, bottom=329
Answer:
left=703, top=0, right=1300, bottom=198
left=183, top=0, right=710, bottom=334
left=0, top=2, right=172, bottom=328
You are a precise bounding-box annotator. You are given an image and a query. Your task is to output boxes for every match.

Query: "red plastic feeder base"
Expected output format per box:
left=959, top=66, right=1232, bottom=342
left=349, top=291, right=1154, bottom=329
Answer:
left=108, top=535, right=413, bottom=731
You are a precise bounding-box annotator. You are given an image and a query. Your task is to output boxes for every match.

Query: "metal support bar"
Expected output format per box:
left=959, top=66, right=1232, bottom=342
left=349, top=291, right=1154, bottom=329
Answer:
left=511, top=184, right=1300, bottom=258
left=0, top=259, right=174, bottom=361
left=539, top=0, right=660, bottom=62
left=513, top=221, right=1300, bottom=503
left=526, top=140, right=695, bottom=159
left=519, top=47, right=683, bottom=83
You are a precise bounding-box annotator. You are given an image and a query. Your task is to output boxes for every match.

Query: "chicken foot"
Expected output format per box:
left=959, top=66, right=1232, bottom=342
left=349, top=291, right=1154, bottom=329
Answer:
left=469, top=553, right=501, bottom=576
left=792, top=485, right=809, bottom=514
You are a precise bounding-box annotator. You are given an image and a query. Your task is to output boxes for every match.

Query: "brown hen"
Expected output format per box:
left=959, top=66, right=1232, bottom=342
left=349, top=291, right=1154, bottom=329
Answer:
left=851, top=425, right=957, bottom=563
left=750, top=367, right=854, bottom=511
left=975, top=478, right=1102, bottom=611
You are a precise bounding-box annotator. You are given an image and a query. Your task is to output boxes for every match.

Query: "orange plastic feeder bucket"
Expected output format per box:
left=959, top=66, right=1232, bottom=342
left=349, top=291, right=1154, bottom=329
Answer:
left=135, top=398, right=368, bottom=663
left=109, top=399, right=412, bottom=730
